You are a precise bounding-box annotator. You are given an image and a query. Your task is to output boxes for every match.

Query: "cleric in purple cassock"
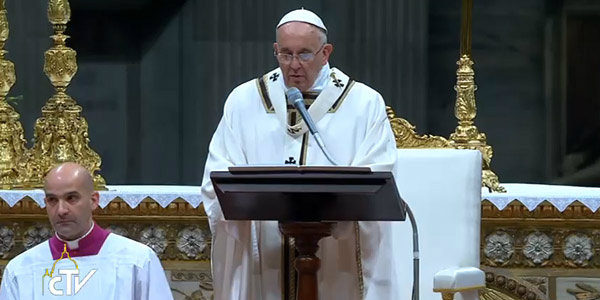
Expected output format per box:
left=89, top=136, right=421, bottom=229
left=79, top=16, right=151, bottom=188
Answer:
left=0, top=163, right=174, bottom=300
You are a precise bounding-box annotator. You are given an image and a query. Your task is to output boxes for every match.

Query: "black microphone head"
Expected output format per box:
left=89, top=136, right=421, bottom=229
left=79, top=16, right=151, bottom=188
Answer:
left=285, top=87, right=304, bottom=106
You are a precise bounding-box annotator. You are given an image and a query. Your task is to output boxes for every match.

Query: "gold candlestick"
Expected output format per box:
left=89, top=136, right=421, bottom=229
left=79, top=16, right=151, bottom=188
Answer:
left=0, top=0, right=28, bottom=189
left=449, top=0, right=505, bottom=192
left=26, top=0, right=105, bottom=189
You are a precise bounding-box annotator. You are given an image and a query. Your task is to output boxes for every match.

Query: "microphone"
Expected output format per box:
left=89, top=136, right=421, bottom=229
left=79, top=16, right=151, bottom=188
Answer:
left=286, top=87, right=339, bottom=166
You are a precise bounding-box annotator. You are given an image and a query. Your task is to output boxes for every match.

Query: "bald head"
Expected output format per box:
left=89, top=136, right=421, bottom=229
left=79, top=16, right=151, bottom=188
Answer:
left=44, top=162, right=99, bottom=240
left=45, top=162, right=94, bottom=193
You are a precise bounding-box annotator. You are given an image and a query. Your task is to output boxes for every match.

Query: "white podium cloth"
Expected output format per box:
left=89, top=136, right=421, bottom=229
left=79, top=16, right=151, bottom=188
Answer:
left=0, top=185, right=202, bottom=208
left=482, top=183, right=600, bottom=212
left=393, top=149, right=482, bottom=300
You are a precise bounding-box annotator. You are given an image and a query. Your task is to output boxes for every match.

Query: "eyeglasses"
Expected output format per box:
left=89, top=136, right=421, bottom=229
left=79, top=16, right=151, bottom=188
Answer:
left=274, top=43, right=325, bottom=64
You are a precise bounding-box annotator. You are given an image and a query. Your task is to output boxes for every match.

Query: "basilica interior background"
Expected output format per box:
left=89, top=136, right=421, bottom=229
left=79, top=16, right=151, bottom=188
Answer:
left=1, top=1, right=600, bottom=300
left=4, top=0, right=597, bottom=187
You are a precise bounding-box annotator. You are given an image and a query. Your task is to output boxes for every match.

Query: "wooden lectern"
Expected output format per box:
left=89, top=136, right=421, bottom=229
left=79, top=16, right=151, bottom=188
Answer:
left=211, top=166, right=405, bottom=300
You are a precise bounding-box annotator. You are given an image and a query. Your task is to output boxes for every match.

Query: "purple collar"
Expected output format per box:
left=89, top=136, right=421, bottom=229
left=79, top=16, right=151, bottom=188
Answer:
left=49, top=223, right=110, bottom=260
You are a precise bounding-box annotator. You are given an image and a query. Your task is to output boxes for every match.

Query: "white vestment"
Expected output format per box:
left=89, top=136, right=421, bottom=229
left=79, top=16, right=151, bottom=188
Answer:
left=0, top=234, right=173, bottom=300
left=201, top=65, right=400, bottom=300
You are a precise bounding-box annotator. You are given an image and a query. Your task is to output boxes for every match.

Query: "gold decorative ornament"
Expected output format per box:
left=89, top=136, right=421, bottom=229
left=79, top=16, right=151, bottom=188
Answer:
left=387, top=0, right=504, bottom=192
left=479, top=289, right=519, bottom=300
left=170, top=271, right=214, bottom=300
left=568, top=283, right=600, bottom=300
left=480, top=270, right=548, bottom=300
left=449, top=0, right=504, bottom=193
left=387, top=107, right=452, bottom=149
left=449, top=56, right=504, bottom=192
left=481, top=200, right=600, bottom=220
left=441, top=292, right=455, bottom=300
left=0, top=0, right=27, bottom=189
left=25, top=0, right=105, bottom=189
left=481, top=216, right=600, bottom=268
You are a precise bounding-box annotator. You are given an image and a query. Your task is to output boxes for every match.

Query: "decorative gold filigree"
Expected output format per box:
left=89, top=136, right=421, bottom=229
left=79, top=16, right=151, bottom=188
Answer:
left=481, top=201, right=600, bottom=220
left=170, top=273, right=214, bottom=300
left=441, top=292, right=455, bottom=300
left=482, top=200, right=600, bottom=272
left=386, top=107, right=451, bottom=149
left=479, top=288, right=519, bottom=300
left=0, top=1, right=8, bottom=42
left=0, top=198, right=208, bottom=218
left=48, top=0, right=70, bottom=26
left=0, top=2, right=28, bottom=189
left=449, top=55, right=505, bottom=192
left=171, top=272, right=214, bottom=288
left=481, top=225, right=600, bottom=269
left=568, top=283, right=600, bottom=300
left=44, top=44, right=77, bottom=86
left=522, top=277, right=548, bottom=297
left=481, top=271, right=548, bottom=300
left=25, top=0, right=105, bottom=189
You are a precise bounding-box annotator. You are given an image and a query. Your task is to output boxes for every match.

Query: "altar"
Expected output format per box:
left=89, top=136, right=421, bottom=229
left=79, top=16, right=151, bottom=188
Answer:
left=482, top=183, right=600, bottom=300
left=4, top=183, right=600, bottom=300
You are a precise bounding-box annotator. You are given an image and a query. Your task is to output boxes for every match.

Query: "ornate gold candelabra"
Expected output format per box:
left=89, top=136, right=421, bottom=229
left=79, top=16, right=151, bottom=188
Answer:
left=25, top=0, right=105, bottom=188
left=0, top=0, right=27, bottom=189
left=449, top=0, right=505, bottom=192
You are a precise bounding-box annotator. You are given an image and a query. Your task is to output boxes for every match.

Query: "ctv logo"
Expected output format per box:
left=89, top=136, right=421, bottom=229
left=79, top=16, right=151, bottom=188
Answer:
left=44, top=269, right=96, bottom=296
left=42, top=245, right=96, bottom=296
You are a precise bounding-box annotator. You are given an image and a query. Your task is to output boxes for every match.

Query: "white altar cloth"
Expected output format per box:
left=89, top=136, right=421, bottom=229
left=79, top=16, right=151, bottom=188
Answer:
left=2, top=183, right=599, bottom=213
left=0, top=185, right=202, bottom=208
left=482, top=183, right=600, bottom=212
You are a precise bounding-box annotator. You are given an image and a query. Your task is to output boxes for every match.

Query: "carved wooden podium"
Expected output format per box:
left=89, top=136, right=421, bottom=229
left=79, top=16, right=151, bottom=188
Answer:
left=211, top=166, right=406, bottom=300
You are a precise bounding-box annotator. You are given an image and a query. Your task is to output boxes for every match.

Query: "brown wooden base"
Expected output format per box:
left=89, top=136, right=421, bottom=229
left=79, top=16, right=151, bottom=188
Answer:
left=279, top=222, right=333, bottom=300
